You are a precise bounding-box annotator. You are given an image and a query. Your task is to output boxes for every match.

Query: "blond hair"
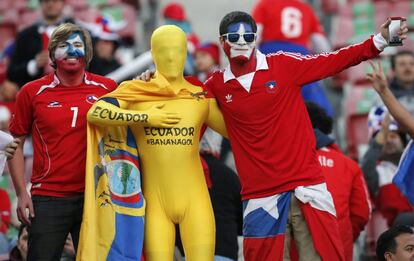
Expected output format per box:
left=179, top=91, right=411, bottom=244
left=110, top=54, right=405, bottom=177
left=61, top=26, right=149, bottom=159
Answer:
left=48, top=23, right=93, bottom=68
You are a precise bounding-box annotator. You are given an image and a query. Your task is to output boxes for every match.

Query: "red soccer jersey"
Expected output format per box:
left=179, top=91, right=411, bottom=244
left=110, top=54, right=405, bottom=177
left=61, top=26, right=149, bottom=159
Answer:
left=317, top=147, right=370, bottom=261
left=205, top=37, right=380, bottom=200
left=252, top=0, right=325, bottom=47
left=10, top=72, right=117, bottom=197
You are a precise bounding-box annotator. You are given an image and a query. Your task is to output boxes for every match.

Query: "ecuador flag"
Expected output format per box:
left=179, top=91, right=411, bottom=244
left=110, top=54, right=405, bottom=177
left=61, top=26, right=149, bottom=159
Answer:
left=77, top=75, right=198, bottom=261
left=77, top=115, right=145, bottom=261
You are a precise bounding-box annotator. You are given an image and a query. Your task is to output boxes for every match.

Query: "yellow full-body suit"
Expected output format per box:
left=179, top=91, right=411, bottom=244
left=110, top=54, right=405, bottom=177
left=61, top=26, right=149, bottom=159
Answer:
left=87, top=25, right=227, bottom=261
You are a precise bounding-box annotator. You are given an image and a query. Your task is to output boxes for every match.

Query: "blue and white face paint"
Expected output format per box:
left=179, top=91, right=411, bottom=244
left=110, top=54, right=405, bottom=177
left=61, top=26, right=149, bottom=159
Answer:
left=223, top=22, right=256, bottom=60
left=54, top=32, right=85, bottom=60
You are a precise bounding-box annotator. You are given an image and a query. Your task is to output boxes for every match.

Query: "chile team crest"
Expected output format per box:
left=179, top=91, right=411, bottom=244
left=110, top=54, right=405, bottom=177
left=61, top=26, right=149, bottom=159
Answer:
left=86, top=94, right=99, bottom=104
left=265, top=80, right=278, bottom=94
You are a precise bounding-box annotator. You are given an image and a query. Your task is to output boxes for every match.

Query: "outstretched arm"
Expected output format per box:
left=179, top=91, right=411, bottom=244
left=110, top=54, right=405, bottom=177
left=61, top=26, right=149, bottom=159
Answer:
left=282, top=18, right=408, bottom=86
left=367, top=61, right=414, bottom=138
left=88, top=99, right=181, bottom=128
left=206, top=98, right=228, bottom=138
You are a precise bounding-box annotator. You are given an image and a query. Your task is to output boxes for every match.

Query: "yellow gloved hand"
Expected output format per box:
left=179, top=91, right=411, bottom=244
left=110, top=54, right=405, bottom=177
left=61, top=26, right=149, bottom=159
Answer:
left=88, top=100, right=181, bottom=128
left=144, top=103, right=181, bottom=128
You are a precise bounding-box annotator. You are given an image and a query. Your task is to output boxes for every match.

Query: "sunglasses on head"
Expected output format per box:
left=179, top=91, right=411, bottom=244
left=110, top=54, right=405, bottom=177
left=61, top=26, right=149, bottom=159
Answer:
left=221, top=32, right=256, bottom=43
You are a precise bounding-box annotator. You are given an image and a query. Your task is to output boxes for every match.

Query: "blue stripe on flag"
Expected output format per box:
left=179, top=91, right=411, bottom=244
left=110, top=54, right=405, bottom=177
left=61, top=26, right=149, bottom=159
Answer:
left=107, top=213, right=144, bottom=261
left=393, top=140, right=414, bottom=206
left=243, top=191, right=291, bottom=238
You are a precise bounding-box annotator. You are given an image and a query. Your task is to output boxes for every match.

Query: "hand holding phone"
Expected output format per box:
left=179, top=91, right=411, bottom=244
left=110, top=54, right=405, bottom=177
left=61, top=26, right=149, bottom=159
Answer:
left=388, top=17, right=403, bottom=46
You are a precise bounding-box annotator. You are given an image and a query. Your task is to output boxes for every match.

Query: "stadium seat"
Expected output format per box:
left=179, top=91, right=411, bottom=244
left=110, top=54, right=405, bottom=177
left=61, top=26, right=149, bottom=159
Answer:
left=349, top=0, right=372, bottom=3
left=0, top=24, right=17, bottom=52
left=362, top=210, right=388, bottom=260
left=0, top=8, right=19, bottom=27
left=344, top=56, right=391, bottom=85
left=344, top=84, right=378, bottom=160
left=346, top=114, right=369, bottom=160
left=0, top=0, right=12, bottom=13
left=345, top=62, right=370, bottom=85
left=373, top=0, right=389, bottom=30
left=331, top=15, right=354, bottom=48
left=391, top=1, right=411, bottom=21
left=14, top=0, right=39, bottom=11
left=18, top=9, right=41, bottom=31
left=72, top=6, right=101, bottom=23
left=321, top=0, right=339, bottom=14
left=86, top=0, right=122, bottom=7
left=331, top=4, right=353, bottom=48
left=331, top=1, right=376, bottom=48
left=65, top=0, right=88, bottom=9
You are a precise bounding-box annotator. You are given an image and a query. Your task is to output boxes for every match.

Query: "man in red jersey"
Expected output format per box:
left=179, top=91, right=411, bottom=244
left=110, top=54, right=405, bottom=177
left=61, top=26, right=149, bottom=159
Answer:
left=252, top=0, right=330, bottom=54
left=7, top=23, right=118, bottom=261
left=306, top=102, right=370, bottom=261
left=139, top=11, right=407, bottom=261
left=204, top=12, right=407, bottom=261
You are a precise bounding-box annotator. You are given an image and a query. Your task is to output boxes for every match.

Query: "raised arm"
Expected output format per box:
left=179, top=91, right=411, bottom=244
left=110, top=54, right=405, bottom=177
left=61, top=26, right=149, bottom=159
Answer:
left=88, top=98, right=181, bottom=128
left=206, top=98, right=228, bottom=138
left=283, top=18, right=408, bottom=86
left=367, top=61, right=414, bottom=138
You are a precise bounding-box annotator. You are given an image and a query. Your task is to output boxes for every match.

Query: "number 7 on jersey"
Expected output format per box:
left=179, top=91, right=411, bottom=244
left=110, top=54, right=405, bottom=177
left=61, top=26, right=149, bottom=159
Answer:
left=70, top=107, right=78, bottom=128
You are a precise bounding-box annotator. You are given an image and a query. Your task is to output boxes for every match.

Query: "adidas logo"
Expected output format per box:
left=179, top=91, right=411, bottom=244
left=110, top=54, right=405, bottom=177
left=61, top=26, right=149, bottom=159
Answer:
left=225, top=94, right=233, bottom=103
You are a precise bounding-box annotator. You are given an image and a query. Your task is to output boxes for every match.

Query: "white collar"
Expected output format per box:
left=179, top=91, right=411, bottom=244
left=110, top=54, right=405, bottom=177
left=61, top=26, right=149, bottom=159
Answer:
left=36, top=72, right=108, bottom=95
left=223, top=50, right=269, bottom=92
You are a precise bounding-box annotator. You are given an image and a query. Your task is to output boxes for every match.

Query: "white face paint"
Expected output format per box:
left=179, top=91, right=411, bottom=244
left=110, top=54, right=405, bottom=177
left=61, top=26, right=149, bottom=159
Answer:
left=54, top=33, right=85, bottom=61
left=228, top=24, right=255, bottom=59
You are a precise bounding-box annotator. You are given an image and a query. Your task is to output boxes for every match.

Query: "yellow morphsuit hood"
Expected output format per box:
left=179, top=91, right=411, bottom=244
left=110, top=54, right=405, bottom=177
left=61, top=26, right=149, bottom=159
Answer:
left=151, top=25, right=187, bottom=81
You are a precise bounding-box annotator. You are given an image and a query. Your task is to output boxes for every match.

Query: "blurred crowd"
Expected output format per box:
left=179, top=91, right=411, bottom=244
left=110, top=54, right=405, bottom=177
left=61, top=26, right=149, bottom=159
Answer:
left=0, top=0, right=414, bottom=260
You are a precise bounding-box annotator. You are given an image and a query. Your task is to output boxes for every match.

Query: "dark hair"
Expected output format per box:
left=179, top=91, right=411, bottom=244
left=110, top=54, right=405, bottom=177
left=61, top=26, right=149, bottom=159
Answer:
left=9, top=224, right=28, bottom=261
left=390, top=50, right=414, bottom=71
left=305, top=102, right=333, bottom=135
left=376, top=225, right=414, bottom=261
left=48, top=23, right=93, bottom=68
left=219, top=11, right=257, bottom=36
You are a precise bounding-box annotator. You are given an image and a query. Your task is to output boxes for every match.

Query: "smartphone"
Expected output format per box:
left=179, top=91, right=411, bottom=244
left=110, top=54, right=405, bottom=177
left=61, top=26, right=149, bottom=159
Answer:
left=389, top=17, right=403, bottom=46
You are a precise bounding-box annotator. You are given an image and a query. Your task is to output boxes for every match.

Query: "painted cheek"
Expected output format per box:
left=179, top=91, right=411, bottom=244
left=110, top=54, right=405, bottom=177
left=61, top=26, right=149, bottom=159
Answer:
left=223, top=42, right=232, bottom=58
left=55, top=47, right=68, bottom=60
left=67, top=45, right=85, bottom=58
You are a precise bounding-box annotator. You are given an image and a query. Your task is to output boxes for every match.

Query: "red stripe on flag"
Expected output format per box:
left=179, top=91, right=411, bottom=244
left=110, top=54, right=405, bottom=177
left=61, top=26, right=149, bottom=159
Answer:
left=111, top=192, right=141, bottom=204
left=299, top=202, right=346, bottom=261
left=243, top=235, right=285, bottom=261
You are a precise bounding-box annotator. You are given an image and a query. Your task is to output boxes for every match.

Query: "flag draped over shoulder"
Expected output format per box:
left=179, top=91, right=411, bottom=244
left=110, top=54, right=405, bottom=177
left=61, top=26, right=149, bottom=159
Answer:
left=393, top=140, right=414, bottom=206
left=77, top=75, right=197, bottom=261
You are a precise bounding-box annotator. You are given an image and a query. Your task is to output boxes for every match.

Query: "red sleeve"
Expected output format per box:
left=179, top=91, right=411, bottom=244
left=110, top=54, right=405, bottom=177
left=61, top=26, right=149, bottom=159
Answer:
left=349, top=161, right=371, bottom=241
left=0, top=189, right=11, bottom=233
left=279, top=37, right=381, bottom=86
left=9, top=85, right=34, bottom=136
